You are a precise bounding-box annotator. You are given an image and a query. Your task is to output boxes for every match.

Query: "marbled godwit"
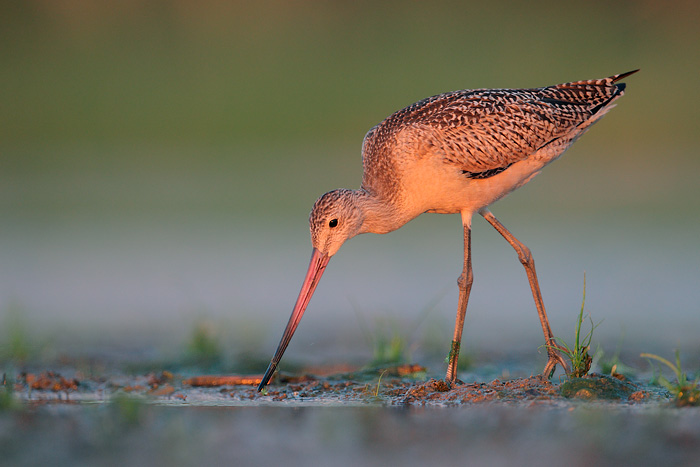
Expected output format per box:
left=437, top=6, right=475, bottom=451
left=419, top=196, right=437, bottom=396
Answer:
left=258, top=70, right=638, bottom=391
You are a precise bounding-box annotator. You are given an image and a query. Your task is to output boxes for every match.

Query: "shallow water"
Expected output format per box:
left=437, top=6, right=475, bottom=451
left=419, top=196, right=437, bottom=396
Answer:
left=3, top=401, right=700, bottom=466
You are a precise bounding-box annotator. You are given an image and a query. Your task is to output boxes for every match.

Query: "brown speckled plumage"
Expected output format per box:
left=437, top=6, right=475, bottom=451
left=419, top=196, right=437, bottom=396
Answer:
left=360, top=71, right=636, bottom=207
left=258, top=71, right=638, bottom=392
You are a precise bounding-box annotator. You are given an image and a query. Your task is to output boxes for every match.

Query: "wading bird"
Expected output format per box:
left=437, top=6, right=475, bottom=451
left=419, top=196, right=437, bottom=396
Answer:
left=257, top=70, right=638, bottom=391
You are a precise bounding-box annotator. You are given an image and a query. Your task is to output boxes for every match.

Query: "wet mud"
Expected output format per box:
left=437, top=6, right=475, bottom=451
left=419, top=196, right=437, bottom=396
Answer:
left=5, top=365, right=663, bottom=407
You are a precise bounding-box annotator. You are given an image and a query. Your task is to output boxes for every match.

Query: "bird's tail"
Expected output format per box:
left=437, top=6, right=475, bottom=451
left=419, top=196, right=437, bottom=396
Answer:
left=556, top=69, right=639, bottom=97
left=542, top=69, right=638, bottom=132
left=612, top=69, right=640, bottom=82
left=610, top=69, right=640, bottom=93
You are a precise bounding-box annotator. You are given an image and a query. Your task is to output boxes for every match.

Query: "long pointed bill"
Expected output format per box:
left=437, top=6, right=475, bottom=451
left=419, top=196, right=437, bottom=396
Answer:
left=257, top=248, right=330, bottom=391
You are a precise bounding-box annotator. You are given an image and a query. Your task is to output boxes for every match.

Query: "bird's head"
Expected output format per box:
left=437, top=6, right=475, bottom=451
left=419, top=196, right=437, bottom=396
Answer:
left=308, top=189, right=364, bottom=258
left=256, top=188, right=364, bottom=392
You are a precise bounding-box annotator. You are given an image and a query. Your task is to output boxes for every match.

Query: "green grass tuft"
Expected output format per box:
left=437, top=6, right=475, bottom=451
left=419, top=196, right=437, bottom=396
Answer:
left=549, top=274, right=601, bottom=378
left=641, top=350, right=700, bottom=407
left=183, top=320, right=224, bottom=370
left=109, top=392, right=146, bottom=426
left=371, top=332, right=407, bottom=367
left=0, top=373, right=18, bottom=411
left=0, top=303, right=32, bottom=365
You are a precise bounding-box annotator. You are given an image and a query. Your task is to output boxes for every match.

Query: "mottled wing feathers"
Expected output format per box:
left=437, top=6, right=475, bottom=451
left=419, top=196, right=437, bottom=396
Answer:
left=361, top=71, right=637, bottom=179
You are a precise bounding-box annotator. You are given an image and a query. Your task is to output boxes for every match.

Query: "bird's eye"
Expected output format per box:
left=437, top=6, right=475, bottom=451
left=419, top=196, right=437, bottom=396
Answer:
left=329, top=219, right=338, bottom=228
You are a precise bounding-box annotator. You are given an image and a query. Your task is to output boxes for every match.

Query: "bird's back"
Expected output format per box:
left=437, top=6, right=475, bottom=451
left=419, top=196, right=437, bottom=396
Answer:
left=360, top=71, right=637, bottom=200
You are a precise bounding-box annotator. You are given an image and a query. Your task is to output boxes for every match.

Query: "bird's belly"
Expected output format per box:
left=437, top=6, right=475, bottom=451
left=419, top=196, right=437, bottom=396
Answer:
left=404, top=157, right=548, bottom=215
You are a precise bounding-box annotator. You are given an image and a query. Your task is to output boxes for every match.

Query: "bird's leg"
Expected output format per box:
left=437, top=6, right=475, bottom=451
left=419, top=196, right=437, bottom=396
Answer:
left=445, top=212, right=474, bottom=384
left=478, top=208, right=569, bottom=377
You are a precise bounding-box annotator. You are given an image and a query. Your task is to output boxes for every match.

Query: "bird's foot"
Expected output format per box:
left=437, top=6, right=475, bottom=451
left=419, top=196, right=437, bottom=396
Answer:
left=542, top=340, right=570, bottom=379
left=444, top=378, right=464, bottom=390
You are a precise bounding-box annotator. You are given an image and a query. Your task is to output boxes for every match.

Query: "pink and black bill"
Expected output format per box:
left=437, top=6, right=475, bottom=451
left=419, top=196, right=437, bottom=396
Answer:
left=257, top=248, right=331, bottom=391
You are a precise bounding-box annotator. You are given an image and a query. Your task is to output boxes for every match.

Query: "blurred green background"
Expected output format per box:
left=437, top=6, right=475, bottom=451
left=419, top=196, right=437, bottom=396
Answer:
left=1, top=1, right=699, bottom=369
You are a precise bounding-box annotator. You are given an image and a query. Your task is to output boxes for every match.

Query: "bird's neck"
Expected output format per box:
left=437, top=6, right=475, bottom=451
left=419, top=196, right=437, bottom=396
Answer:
left=353, top=189, right=412, bottom=235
